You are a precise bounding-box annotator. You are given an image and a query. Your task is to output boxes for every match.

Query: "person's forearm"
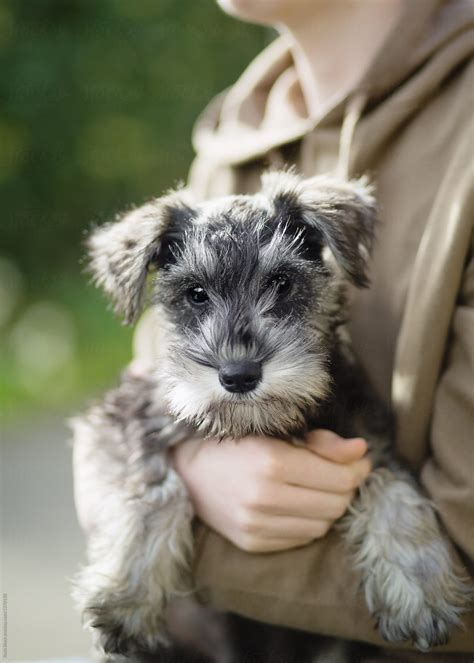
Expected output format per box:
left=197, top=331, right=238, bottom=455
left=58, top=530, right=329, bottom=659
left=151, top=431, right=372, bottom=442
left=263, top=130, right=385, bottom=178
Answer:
left=192, top=520, right=474, bottom=653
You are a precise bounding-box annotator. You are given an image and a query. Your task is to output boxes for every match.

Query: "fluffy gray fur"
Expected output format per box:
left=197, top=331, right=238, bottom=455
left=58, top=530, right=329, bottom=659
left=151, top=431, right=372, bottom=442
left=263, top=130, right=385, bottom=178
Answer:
left=73, top=169, right=471, bottom=658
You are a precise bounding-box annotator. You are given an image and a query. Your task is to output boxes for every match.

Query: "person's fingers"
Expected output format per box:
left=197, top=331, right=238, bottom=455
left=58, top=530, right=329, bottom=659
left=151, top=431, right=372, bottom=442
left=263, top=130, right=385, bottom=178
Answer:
left=306, top=429, right=368, bottom=464
left=244, top=482, right=354, bottom=520
left=281, top=447, right=372, bottom=493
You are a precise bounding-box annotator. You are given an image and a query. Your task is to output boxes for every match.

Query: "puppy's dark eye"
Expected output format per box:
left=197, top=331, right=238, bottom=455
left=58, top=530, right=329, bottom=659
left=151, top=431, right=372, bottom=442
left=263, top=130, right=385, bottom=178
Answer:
left=269, top=274, right=291, bottom=296
left=187, top=285, right=209, bottom=306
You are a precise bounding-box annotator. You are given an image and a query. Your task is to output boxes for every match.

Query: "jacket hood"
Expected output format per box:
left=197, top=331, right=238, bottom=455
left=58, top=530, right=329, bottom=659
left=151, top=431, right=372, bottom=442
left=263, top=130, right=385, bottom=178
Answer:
left=193, top=0, right=474, bottom=167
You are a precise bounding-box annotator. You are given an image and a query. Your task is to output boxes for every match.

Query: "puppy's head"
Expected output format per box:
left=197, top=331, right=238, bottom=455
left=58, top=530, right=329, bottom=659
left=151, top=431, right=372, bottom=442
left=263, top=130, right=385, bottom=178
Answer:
left=88, top=170, right=376, bottom=437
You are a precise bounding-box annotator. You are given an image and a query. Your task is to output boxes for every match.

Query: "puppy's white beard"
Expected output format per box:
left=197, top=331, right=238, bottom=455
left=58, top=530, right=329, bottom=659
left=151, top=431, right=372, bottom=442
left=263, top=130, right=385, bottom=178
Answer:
left=159, top=348, right=330, bottom=438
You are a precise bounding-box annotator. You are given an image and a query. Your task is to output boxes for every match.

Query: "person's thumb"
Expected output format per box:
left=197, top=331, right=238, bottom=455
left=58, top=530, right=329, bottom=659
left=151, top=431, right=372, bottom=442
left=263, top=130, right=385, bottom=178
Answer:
left=305, top=429, right=368, bottom=464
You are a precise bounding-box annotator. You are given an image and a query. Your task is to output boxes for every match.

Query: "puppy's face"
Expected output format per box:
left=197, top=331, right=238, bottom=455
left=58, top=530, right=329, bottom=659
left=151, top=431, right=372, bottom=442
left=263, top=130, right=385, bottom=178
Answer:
left=88, top=171, right=376, bottom=437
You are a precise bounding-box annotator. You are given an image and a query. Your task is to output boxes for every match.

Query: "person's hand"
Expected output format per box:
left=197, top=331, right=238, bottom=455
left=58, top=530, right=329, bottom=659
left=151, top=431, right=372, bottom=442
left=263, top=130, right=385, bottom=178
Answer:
left=172, top=430, right=371, bottom=553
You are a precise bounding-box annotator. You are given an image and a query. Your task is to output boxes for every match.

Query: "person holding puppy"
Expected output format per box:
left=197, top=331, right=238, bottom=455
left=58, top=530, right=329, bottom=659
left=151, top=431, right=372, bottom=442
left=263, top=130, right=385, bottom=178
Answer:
left=74, top=0, right=474, bottom=660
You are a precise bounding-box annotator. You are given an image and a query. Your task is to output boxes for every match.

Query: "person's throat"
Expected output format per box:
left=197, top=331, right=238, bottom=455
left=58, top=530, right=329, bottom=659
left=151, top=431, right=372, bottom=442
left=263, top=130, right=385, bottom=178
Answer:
left=278, top=0, right=404, bottom=119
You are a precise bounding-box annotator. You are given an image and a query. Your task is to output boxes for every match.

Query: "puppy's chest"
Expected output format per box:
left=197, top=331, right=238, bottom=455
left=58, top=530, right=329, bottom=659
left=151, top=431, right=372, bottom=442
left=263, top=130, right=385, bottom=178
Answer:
left=304, top=351, right=393, bottom=447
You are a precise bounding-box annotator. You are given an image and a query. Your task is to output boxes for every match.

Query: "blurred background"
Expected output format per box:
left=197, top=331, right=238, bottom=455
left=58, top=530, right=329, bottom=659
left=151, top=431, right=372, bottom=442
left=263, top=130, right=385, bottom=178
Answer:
left=0, top=1, right=266, bottom=659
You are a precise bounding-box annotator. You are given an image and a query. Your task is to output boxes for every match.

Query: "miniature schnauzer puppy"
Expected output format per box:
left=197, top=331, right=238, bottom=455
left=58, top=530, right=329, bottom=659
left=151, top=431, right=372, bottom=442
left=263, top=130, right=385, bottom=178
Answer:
left=72, top=170, right=470, bottom=657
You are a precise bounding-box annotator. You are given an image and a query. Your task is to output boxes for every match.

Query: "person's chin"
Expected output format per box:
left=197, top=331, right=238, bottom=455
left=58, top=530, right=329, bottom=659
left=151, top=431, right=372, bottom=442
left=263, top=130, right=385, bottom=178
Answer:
left=216, top=0, right=284, bottom=27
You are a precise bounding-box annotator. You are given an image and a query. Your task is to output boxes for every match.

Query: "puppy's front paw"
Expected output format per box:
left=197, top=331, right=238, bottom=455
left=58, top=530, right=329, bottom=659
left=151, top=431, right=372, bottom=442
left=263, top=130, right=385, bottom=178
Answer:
left=376, top=594, right=461, bottom=651
left=73, top=560, right=171, bottom=656
left=84, top=591, right=169, bottom=656
left=347, top=469, right=472, bottom=650
left=365, top=554, right=471, bottom=650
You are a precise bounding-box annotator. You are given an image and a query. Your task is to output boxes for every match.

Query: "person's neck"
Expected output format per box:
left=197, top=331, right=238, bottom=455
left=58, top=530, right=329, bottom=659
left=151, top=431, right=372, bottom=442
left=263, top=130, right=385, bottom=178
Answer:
left=278, top=0, right=404, bottom=119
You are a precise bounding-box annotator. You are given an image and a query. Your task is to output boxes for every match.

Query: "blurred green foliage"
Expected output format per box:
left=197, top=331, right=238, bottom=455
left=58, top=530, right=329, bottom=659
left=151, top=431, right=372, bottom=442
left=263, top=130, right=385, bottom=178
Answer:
left=0, top=0, right=267, bottom=419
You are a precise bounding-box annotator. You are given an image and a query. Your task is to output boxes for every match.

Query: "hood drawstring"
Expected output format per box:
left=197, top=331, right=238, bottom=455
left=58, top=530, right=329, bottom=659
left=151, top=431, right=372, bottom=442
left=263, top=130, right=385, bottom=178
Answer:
left=336, top=92, right=368, bottom=181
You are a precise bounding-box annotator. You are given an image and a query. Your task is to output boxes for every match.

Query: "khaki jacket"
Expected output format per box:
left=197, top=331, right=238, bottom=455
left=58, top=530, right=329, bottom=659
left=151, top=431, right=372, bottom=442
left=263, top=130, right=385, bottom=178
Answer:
left=135, top=0, right=474, bottom=656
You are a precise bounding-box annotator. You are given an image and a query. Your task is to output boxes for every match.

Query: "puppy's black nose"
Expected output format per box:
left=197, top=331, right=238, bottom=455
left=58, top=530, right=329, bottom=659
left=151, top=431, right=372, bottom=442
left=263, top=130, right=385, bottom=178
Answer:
left=219, top=361, right=262, bottom=393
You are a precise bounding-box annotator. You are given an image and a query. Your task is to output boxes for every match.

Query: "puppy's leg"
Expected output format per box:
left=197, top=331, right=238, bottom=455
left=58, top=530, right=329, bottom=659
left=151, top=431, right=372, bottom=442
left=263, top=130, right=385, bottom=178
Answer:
left=343, top=467, right=471, bottom=650
left=76, top=470, right=192, bottom=655
left=72, top=373, right=194, bottom=655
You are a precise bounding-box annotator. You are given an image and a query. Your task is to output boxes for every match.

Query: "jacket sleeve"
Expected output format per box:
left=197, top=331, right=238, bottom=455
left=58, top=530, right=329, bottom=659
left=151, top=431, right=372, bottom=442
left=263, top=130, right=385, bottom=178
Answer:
left=421, top=253, right=474, bottom=562
left=191, top=256, right=474, bottom=652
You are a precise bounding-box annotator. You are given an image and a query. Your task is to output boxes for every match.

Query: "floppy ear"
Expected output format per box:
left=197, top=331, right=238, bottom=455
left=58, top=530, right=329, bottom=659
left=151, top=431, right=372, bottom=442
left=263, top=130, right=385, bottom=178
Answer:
left=261, top=169, right=377, bottom=287
left=87, top=190, right=195, bottom=324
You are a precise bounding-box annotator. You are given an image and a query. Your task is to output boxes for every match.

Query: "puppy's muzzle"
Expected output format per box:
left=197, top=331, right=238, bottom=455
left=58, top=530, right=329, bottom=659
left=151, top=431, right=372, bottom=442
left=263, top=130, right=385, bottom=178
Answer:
left=218, top=361, right=262, bottom=394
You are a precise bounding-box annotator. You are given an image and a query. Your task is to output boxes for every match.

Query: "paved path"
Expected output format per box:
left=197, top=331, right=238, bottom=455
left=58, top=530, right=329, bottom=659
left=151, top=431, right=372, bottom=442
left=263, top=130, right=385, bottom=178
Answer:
left=2, top=412, right=90, bottom=660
